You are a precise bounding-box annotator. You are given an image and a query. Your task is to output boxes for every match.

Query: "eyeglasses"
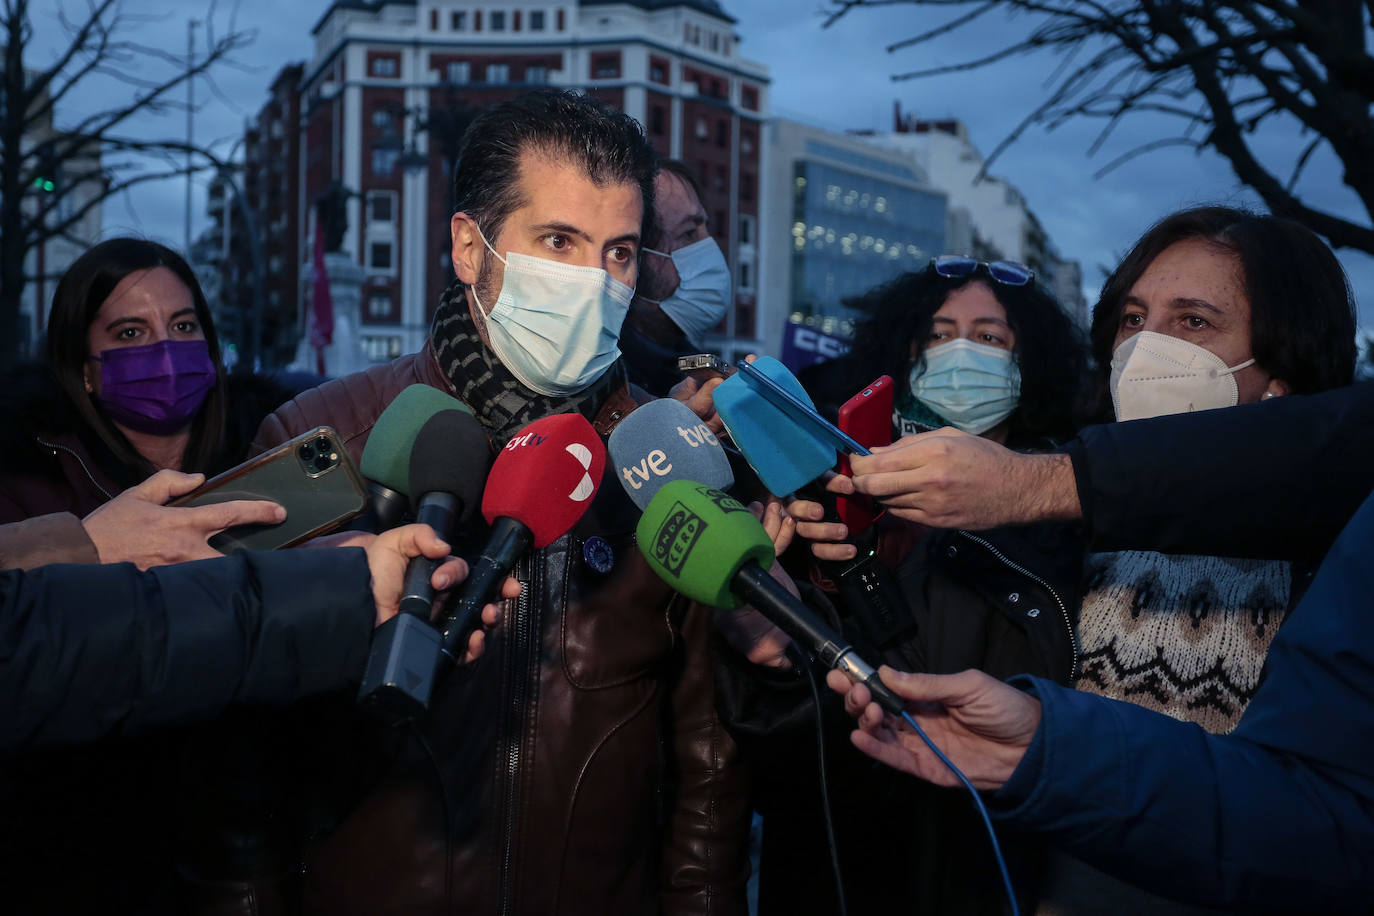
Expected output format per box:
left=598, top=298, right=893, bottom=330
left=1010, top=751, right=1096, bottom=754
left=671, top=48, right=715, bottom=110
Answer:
left=930, top=256, right=1034, bottom=287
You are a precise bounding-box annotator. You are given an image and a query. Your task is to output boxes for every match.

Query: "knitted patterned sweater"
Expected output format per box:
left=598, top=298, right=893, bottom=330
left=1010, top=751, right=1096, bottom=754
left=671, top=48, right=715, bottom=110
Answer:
left=1075, top=550, right=1289, bottom=734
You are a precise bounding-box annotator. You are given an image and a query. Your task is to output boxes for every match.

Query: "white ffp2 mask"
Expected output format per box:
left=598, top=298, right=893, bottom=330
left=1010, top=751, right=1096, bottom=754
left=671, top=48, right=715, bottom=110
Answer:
left=1110, top=330, right=1255, bottom=421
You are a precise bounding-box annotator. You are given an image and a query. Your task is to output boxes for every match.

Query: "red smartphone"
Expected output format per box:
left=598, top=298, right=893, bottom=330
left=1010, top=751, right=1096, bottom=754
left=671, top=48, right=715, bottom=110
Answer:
left=835, top=376, right=895, bottom=535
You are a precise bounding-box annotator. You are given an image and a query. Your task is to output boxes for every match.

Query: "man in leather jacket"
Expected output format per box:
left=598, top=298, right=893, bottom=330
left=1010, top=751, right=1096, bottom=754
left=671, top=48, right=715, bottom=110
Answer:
left=250, top=90, right=748, bottom=915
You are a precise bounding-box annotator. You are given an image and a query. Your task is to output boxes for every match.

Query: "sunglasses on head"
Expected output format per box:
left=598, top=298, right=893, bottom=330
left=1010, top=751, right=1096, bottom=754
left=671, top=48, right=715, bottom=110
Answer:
left=931, top=256, right=1034, bottom=287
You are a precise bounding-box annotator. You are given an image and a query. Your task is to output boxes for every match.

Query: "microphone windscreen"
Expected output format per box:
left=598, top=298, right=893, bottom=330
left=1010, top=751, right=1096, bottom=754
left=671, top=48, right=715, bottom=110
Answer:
left=482, top=413, right=606, bottom=548
left=608, top=399, right=733, bottom=511
left=408, top=409, right=491, bottom=526
left=714, top=357, right=837, bottom=497
left=635, top=479, right=775, bottom=609
left=362, top=385, right=475, bottom=494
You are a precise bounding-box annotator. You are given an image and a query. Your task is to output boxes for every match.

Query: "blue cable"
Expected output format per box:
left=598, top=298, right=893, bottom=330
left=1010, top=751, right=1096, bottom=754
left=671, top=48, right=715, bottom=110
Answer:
left=899, top=709, right=1019, bottom=916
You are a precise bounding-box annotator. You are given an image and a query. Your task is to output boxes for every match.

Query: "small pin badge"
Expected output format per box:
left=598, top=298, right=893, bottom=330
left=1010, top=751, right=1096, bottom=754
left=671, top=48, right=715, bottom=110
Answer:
left=582, top=535, right=615, bottom=574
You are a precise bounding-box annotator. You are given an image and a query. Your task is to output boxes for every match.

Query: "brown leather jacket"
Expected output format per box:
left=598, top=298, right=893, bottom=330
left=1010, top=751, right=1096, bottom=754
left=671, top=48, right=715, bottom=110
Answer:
left=251, top=344, right=750, bottom=915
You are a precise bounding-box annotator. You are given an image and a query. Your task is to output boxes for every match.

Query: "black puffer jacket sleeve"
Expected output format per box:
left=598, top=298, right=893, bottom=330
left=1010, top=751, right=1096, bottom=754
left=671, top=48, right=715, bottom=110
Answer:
left=1, top=548, right=375, bottom=752
left=1065, top=381, right=1374, bottom=562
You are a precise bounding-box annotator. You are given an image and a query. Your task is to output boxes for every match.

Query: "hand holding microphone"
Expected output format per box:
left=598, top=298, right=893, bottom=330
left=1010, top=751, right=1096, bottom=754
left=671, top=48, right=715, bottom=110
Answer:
left=358, top=407, right=489, bottom=718
left=436, top=412, right=607, bottom=662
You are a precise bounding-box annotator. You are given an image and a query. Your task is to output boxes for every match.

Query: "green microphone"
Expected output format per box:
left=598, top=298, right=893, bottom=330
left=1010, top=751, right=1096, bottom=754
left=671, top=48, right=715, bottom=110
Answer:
left=636, top=480, right=904, bottom=714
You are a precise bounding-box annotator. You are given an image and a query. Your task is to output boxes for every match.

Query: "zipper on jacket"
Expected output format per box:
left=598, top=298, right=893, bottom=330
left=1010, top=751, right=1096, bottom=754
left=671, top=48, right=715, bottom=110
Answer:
left=957, top=530, right=1079, bottom=681
left=36, top=436, right=116, bottom=502
left=498, top=550, right=541, bottom=916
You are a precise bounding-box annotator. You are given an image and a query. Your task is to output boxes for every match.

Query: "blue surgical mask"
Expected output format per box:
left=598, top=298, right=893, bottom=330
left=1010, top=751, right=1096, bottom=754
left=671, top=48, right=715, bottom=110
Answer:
left=471, top=226, right=633, bottom=397
left=641, top=237, right=732, bottom=346
left=909, top=339, right=1021, bottom=435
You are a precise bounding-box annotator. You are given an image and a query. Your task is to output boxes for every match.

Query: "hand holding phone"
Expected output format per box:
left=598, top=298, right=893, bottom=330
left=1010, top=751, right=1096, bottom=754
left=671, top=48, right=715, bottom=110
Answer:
left=170, top=427, right=367, bottom=552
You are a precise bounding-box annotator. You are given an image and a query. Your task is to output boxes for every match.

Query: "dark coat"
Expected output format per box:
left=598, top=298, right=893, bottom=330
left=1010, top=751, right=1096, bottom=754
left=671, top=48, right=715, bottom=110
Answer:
left=250, top=342, right=750, bottom=916
left=0, top=549, right=377, bottom=914
left=728, top=520, right=1084, bottom=916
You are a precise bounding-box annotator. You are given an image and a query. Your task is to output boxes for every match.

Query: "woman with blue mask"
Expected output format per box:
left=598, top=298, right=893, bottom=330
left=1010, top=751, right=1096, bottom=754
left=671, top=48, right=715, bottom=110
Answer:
left=737, top=259, right=1092, bottom=916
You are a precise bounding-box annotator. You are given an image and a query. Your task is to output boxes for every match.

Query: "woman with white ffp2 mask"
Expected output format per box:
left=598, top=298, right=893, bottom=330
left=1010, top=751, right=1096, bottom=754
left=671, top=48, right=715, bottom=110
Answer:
left=1038, top=206, right=1360, bottom=915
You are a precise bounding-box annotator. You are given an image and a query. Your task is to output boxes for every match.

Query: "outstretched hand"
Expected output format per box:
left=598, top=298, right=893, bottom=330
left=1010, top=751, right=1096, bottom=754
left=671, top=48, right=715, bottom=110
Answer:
left=826, top=666, right=1041, bottom=791
left=848, top=429, right=1079, bottom=529
left=712, top=499, right=795, bottom=669
left=82, top=469, right=286, bottom=569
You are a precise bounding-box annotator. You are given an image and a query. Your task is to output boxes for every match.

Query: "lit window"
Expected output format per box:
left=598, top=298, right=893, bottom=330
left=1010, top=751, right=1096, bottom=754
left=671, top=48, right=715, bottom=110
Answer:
left=369, top=294, right=392, bottom=318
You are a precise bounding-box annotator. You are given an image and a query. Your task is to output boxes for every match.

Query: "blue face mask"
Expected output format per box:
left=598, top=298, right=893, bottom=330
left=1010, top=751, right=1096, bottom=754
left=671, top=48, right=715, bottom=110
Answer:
left=909, top=339, right=1021, bottom=436
left=471, top=225, right=633, bottom=397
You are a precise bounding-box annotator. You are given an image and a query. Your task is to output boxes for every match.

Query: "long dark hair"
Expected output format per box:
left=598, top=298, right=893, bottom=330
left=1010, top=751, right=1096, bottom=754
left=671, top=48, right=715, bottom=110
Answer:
left=46, top=237, right=229, bottom=479
left=834, top=263, right=1089, bottom=446
left=1089, top=206, right=1357, bottom=416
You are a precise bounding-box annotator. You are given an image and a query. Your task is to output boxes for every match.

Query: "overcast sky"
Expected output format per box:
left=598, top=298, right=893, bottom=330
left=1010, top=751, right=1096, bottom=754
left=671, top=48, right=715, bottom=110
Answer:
left=28, top=0, right=1374, bottom=332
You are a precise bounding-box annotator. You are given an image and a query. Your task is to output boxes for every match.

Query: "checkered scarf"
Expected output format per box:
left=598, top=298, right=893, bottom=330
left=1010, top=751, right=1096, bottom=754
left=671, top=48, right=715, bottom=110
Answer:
left=430, top=279, right=625, bottom=447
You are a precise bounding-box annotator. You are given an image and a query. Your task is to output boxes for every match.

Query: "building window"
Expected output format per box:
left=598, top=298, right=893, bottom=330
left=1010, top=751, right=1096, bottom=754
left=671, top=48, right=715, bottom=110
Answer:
left=372, top=109, right=393, bottom=129
left=486, top=63, right=509, bottom=83
left=740, top=173, right=755, bottom=202
left=490, top=10, right=505, bottom=30
left=709, top=32, right=719, bottom=52
left=591, top=52, right=621, bottom=79
left=741, top=129, right=755, bottom=155
left=716, top=119, right=728, bottom=148
left=362, top=335, right=404, bottom=361
left=369, top=241, right=394, bottom=272
left=714, top=167, right=728, bottom=193
left=649, top=105, right=665, bottom=136
left=513, top=10, right=522, bottom=30
left=368, top=191, right=395, bottom=223
left=369, top=294, right=392, bottom=318
left=372, top=147, right=399, bottom=177
left=650, top=56, right=669, bottom=84
left=370, top=56, right=398, bottom=78
left=525, top=65, right=548, bottom=84
left=738, top=261, right=753, bottom=292
left=739, top=214, right=755, bottom=246
left=430, top=9, right=439, bottom=29
left=474, top=9, right=482, bottom=30
left=556, top=8, right=565, bottom=29
left=448, top=61, right=470, bottom=83
left=742, top=85, right=759, bottom=111
left=530, top=10, right=545, bottom=30
left=695, top=118, right=708, bottom=141
left=451, top=10, right=466, bottom=29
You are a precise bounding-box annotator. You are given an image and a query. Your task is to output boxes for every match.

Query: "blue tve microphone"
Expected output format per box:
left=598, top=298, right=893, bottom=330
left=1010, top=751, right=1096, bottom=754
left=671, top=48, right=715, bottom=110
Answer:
left=608, top=398, right=734, bottom=509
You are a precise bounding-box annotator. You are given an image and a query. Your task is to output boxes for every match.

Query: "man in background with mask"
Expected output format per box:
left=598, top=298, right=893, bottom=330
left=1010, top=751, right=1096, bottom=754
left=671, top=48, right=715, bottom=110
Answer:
left=250, top=90, right=748, bottom=915
left=621, top=159, right=732, bottom=395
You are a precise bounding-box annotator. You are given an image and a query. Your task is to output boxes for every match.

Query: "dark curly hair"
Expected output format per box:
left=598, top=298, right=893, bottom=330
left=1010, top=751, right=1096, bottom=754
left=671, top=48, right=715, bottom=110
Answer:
left=804, top=263, right=1090, bottom=447
left=1088, top=206, right=1357, bottom=418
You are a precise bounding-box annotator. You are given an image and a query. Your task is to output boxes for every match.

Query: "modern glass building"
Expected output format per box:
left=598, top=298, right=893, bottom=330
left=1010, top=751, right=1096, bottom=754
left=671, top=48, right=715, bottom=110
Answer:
left=759, top=119, right=946, bottom=363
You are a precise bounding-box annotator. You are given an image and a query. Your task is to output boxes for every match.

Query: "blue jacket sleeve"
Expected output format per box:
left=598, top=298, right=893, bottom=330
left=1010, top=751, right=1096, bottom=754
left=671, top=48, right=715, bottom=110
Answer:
left=1064, top=381, right=1374, bottom=560
left=1, top=548, right=375, bottom=752
left=989, top=486, right=1374, bottom=911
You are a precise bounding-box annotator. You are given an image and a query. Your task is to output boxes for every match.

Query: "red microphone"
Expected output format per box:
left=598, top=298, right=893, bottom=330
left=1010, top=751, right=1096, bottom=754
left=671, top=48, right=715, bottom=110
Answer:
left=438, top=413, right=606, bottom=659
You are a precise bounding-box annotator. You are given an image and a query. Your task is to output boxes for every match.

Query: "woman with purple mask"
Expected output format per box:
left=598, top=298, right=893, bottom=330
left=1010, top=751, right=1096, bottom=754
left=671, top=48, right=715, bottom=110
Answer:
left=0, top=237, right=292, bottom=527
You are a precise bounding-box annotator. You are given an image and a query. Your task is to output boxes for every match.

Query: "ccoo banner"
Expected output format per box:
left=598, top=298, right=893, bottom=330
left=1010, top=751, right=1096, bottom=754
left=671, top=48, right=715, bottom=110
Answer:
left=779, top=319, right=850, bottom=373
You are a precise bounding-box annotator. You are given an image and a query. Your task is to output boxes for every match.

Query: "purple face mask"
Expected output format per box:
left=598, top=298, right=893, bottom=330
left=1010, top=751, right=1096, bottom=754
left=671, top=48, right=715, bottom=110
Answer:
left=93, top=339, right=217, bottom=435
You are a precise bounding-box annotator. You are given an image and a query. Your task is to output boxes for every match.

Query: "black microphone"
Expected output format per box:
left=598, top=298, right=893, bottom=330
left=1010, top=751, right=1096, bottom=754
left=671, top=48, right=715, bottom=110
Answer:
left=358, top=408, right=489, bottom=720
